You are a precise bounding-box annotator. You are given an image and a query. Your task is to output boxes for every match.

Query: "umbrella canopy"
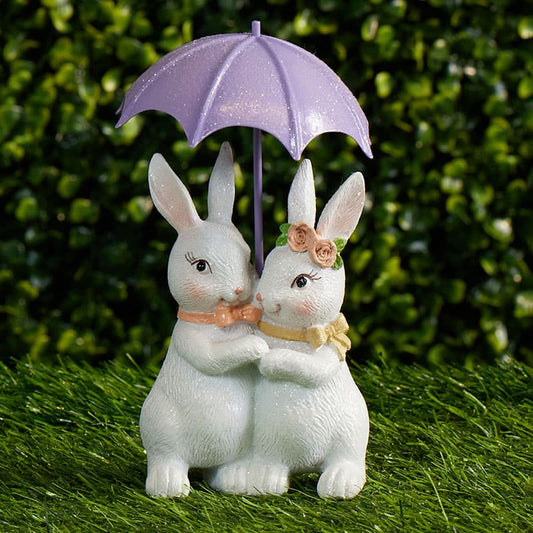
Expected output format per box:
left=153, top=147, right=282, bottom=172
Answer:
left=116, top=22, right=372, bottom=159
left=116, top=21, right=372, bottom=271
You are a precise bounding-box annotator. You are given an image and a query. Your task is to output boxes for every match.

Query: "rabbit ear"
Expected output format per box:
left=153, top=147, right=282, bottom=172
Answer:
left=316, top=172, right=365, bottom=240
left=148, top=153, right=201, bottom=232
left=207, top=141, right=235, bottom=224
left=288, top=159, right=316, bottom=226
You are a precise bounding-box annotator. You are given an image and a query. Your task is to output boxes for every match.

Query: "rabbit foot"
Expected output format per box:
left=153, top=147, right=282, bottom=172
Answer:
left=245, top=462, right=289, bottom=496
left=207, top=461, right=249, bottom=494
left=146, top=459, right=190, bottom=498
left=317, top=462, right=365, bottom=499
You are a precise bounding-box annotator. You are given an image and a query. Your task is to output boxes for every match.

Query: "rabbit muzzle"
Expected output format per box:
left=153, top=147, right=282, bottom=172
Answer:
left=255, top=293, right=281, bottom=315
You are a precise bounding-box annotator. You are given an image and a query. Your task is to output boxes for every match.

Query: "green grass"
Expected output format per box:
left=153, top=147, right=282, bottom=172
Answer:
left=0, top=357, right=531, bottom=532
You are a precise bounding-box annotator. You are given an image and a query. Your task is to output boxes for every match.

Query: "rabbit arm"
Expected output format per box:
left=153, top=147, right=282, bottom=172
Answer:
left=178, top=331, right=269, bottom=376
left=258, top=345, right=340, bottom=388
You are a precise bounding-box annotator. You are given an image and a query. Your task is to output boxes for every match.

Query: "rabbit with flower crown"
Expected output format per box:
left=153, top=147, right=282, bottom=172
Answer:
left=139, top=142, right=269, bottom=498
left=239, top=159, right=369, bottom=499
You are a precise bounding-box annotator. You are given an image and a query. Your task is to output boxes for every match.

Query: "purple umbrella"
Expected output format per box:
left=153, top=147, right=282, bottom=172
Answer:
left=116, top=21, right=372, bottom=272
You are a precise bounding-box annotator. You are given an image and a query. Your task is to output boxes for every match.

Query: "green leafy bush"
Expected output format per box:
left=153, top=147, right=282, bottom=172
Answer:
left=1, top=0, right=531, bottom=366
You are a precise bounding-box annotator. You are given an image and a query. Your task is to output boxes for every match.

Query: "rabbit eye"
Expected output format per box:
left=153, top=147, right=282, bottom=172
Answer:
left=295, top=276, right=307, bottom=288
left=291, top=271, right=321, bottom=289
left=185, top=253, right=212, bottom=274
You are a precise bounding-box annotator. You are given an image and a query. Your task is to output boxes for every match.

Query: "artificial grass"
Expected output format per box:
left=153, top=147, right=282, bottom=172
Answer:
left=0, top=356, right=531, bottom=532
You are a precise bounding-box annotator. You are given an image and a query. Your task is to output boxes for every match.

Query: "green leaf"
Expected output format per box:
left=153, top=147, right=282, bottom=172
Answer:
left=404, top=76, right=433, bottom=99
left=518, top=16, right=533, bottom=39
left=279, top=223, right=291, bottom=234
left=333, top=254, right=344, bottom=270
left=127, top=196, right=152, bottom=223
left=515, top=291, right=533, bottom=318
left=101, top=68, right=122, bottom=93
left=361, top=14, right=379, bottom=41
left=294, top=9, right=314, bottom=36
left=442, top=279, right=467, bottom=303
left=15, top=197, right=39, bottom=222
left=375, top=71, right=394, bottom=98
left=57, top=174, right=81, bottom=198
left=483, top=218, right=513, bottom=243
left=333, top=238, right=347, bottom=252
left=276, top=234, right=288, bottom=247
left=518, top=77, right=533, bottom=100
left=69, top=199, right=99, bottom=224
left=349, top=249, right=372, bottom=273
left=68, top=227, right=92, bottom=248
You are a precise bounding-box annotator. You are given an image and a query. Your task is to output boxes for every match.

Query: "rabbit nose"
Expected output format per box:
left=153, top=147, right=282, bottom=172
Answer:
left=256, top=292, right=262, bottom=303
left=235, top=287, right=244, bottom=295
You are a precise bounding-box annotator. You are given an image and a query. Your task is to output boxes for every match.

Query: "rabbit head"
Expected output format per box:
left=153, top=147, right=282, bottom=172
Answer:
left=256, top=160, right=365, bottom=330
left=149, top=142, right=256, bottom=314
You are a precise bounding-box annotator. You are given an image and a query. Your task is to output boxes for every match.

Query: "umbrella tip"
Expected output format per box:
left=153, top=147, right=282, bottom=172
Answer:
left=252, top=20, right=261, bottom=36
left=364, top=140, right=374, bottom=159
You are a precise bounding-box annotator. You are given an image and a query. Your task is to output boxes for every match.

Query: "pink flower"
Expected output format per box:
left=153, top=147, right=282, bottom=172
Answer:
left=309, top=239, right=337, bottom=268
left=283, top=221, right=340, bottom=269
left=287, top=221, right=314, bottom=253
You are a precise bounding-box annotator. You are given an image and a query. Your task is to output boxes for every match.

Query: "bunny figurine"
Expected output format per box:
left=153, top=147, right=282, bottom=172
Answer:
left=247, top=159, right=369, bottom=499
left=139, top=142, right=269, bottom=498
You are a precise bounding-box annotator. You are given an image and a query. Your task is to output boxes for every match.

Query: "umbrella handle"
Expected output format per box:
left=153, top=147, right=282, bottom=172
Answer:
left=253, top=127, right=264, bottom=275
left=251, top=21, right=264, bottom=275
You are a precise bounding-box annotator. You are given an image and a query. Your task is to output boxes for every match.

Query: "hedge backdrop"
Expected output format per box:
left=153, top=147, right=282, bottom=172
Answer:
left=1, top=0, right=532, bottom=367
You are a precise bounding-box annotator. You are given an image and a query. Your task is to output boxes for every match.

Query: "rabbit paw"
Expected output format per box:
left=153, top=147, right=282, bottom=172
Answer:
left=146, top=460, right=190, bottom=498
left=317, top=463, right=365, bottom=499
left=207, top=461, right=248, bottom=494
left=258, top=349, right=295, bottom=380
left=245, top=462, right=289, bottom=496
left=241, top=334, right=270, bottom=360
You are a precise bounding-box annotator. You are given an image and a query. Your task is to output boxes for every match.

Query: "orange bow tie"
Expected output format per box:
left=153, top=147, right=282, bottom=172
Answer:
left=178, top=303, right=262, bottom=328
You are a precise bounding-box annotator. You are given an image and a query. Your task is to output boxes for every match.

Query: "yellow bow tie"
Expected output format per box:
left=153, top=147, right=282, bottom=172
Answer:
left=257, top=314, right=351, bottom=361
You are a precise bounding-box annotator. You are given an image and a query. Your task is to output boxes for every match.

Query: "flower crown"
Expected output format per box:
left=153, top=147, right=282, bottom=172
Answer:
left=276, top=221, right=346, bottom=269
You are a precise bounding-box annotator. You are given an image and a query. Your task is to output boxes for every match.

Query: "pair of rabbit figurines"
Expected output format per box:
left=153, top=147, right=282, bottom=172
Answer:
left=140, top=142, right=369, bottom=499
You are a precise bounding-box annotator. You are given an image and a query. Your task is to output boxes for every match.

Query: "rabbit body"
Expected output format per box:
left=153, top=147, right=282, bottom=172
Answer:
left=141, top=310, right=262, bottom=496
left=247, top=160, right=370, bottom=499
left=140, top=143, right=268, bottom=497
